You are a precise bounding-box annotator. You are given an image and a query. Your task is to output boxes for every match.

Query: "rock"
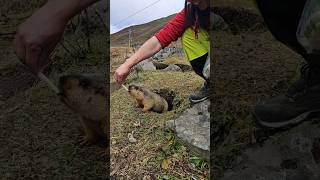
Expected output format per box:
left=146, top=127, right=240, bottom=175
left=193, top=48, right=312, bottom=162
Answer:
left=128, top=133, right=137, bottom=143
left=221, top=121, right=320, bottom=180
left=153, top=62, right=169, bottom=70
left=211, top=12, right=229, bottom=31
left=135, top=60, right=156, bottom=71
left=175, top=64, right=193, bottom=72
left=167, top=100, right=210, bottom=160
left=163, top=64, right=182, bottom=72
left=162, top=52, right=169, bottom=59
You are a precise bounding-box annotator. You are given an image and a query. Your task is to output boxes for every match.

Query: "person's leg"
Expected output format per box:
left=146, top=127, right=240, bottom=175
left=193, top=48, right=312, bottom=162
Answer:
left=253, top=0, right=320, bottom=128
left=188, top=53, right=211, bottom=103
left=256, top=0, right=307, bottom=58
left=181, top=28, right=210, bottom=103
left=190, top=53, right=208, bottom=79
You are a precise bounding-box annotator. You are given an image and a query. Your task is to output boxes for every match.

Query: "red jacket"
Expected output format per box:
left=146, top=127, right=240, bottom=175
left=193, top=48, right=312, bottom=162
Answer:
left=155, top=9, right=186, bottom=49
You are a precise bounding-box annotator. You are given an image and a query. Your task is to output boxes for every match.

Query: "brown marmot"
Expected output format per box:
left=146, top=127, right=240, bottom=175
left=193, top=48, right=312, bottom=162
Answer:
left=58, top=73, right=108, bottom=146
left=128, top=84, right=168, bottom=113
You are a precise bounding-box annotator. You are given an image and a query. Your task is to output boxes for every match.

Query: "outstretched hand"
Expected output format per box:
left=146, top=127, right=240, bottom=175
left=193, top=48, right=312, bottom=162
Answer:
left=14, top=3, right=68, bottom=73
left=114, top=60, right=132, bottom=85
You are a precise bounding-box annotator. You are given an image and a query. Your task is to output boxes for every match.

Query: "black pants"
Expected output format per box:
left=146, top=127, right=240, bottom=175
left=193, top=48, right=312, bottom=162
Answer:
left=190, top=53, right=208, bottom=80
left=256, top=0, right=320, bottom=67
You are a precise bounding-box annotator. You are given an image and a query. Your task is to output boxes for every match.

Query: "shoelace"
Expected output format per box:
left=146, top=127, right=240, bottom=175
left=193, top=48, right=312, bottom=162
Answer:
left=300, top=63, right=312, bottom=84
left=286, top=63, right=319, bottom=100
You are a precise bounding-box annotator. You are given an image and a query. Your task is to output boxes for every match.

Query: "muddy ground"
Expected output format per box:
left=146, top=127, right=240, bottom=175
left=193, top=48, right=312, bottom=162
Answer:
left=211, top=6, right=305, bottom=178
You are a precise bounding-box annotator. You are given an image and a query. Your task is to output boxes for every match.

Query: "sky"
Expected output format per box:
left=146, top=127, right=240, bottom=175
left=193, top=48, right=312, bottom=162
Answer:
left=110, top=0, right=185, bottom=34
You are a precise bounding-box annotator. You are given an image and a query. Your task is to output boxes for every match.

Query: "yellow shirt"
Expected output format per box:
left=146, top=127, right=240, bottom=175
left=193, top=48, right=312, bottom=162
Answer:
left=181, top=28, right=210, bottom=61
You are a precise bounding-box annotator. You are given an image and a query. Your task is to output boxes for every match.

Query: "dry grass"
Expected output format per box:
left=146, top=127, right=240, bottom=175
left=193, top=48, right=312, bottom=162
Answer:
left=162, top=56, right=190, bottom=65
left=110, top=69, right=209, bottom=178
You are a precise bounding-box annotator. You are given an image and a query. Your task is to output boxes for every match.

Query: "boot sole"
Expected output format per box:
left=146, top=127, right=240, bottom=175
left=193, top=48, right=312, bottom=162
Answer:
left=252, top=109, right=320, bottom=129
left=189, top=96, right=209, bottom=104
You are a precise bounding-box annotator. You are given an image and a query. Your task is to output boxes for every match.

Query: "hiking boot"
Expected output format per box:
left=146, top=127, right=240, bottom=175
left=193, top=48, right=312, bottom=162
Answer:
left=189, top=81, right=211, bottom=103
left=252, top=63, right=320, bottom=128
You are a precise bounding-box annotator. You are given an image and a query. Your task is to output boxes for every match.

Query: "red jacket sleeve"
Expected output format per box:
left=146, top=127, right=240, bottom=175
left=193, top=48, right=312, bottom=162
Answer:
left=154, top=9, right=186, bottom=49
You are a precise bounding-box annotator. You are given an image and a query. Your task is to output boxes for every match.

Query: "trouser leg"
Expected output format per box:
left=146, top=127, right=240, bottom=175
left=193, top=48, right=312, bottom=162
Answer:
left=189, top=53, right=208, bottom=80
left=255, top=0, right=320, bottom=66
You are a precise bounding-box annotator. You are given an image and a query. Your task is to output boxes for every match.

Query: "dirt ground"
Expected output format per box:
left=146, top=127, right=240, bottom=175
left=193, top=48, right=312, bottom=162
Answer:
left=210, top=6, right=304, bottom=178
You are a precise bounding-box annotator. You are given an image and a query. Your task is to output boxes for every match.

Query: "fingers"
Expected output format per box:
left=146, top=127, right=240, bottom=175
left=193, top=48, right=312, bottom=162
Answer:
left=14, top=31, right=44, bottom=73
left=25, top=44, right=42, bottom=73
left=114, top=71, right=125, bottom=85
left=37, top=43, right=56, bottom=72
left=14, top=34, right=54, bottom=73
left=13, top=35, right=26, bottom=63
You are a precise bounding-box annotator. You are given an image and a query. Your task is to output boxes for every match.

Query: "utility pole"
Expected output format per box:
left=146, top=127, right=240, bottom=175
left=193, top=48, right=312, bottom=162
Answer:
left=128, top=29, right=133, bottom=48
left=128, top=28, right=136, bottom=53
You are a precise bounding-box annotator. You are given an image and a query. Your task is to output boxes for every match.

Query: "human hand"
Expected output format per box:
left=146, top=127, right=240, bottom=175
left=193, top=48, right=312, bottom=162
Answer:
left=14, top=2, right=69, bottom=73
left=114, top=61, right=132, bottom=85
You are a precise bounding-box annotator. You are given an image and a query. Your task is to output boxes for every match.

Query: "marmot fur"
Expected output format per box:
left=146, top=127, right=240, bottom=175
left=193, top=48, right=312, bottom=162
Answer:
left=128, top=84, right=168, bottom=113
left=58, top=73, right=108, bottom=146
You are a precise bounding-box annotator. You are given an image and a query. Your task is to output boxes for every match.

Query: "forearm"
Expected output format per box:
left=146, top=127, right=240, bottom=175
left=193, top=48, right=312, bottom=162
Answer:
left=45, top=0, right=100, bottom=22
left=124, top=36, right=162, bottom=68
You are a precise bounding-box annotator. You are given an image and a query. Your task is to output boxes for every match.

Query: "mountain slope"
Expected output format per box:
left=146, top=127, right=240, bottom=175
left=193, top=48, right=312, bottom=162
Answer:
left=111, top=14, right=176, bottom=46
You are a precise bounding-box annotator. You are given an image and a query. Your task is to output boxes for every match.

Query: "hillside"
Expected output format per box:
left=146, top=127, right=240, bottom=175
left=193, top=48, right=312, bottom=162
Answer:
left=111, top=14, right=176, bottom=47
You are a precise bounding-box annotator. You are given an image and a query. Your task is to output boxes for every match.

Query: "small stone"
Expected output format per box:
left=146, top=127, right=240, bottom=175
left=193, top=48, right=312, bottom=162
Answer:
left=128, top=133, right=137, bottom=143
left=143, top=175, right=152, bottom=180
left=133, top=121, right=141, bottom=127
left=163, top=64, right=182, bottom=71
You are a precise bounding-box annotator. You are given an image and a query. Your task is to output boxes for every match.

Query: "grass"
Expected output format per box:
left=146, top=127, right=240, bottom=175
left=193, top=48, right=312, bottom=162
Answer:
left=162, top=55, right=190, bottom=65
left=110, top=70, right=209, bottom=178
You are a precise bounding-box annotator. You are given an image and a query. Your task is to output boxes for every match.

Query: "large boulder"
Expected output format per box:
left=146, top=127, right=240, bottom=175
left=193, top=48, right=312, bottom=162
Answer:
left=135, top=60, right=156, bottom=71
left=167, top=100, right=210, bottom=160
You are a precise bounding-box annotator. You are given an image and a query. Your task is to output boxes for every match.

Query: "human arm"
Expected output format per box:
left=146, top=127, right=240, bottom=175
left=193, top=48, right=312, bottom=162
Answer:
left=14, top=0, right=99, bottom=73
left=114, top=9, right=186, bottom=84
left=114, top=36, right=162, bottom=85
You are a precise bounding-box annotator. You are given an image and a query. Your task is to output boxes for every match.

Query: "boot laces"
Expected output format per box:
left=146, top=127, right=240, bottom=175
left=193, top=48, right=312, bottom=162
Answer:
left=286, top=64, right=315, bottom=101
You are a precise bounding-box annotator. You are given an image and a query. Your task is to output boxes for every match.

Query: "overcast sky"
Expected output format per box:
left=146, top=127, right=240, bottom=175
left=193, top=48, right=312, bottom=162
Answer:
left=110, top=0, right=185, bottom=34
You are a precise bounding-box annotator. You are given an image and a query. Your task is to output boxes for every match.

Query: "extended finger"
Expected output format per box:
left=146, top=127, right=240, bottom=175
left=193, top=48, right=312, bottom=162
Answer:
left=13, top=35, right=26, bottom=63
left=26, top=45, right=42, bottom=73
left=37, top=43, right=56, bottom=72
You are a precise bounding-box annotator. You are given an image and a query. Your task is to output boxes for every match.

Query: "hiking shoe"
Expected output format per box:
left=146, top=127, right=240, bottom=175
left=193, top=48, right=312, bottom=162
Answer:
left=252, top=63, right=320, bottom=128
left=189, top=81, right=211, bottom=103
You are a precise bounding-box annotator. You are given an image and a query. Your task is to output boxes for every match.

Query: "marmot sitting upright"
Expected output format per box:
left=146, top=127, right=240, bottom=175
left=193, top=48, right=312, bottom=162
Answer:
left=58, top=73, right=108, bottom=146
left=128, top=84, right=168, bottom=113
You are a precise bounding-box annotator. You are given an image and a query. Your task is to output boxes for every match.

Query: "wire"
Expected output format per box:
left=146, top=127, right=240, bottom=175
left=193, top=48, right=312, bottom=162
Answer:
left=114, top=0, right=164, bottom=26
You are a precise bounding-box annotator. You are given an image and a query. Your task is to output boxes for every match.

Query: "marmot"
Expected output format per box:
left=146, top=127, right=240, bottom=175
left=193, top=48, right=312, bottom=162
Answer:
left=128, top=84, right=168, bottom=113
left=58, top=73, right=108, bottom=146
